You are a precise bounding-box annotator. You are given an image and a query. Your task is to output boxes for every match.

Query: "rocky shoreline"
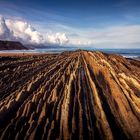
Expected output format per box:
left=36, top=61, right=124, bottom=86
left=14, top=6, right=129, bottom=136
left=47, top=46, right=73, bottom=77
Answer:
left=0, top=50, right=140, bottom=140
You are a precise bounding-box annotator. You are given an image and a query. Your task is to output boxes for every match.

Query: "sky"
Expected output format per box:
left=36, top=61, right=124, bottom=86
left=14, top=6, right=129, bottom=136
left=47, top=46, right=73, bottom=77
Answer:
left=0, top=0, right=140, bottom=48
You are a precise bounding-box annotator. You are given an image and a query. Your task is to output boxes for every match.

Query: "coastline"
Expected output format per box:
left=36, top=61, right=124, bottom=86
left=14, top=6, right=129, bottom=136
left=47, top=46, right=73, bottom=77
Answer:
left=0, top=50, right=140, bottom=140
left=0, top=52, right=47, bottom=57
left=0, top=49, right=139, bottom=60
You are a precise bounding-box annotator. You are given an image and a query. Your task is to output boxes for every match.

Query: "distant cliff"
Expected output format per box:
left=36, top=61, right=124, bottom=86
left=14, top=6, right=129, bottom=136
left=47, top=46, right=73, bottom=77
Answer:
left=0, top=40, right=28, bottom=50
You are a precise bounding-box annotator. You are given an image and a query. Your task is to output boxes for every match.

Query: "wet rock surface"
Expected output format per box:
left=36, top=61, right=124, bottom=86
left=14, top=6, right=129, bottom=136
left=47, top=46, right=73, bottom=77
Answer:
left=0, top=50, right=140, bottom=140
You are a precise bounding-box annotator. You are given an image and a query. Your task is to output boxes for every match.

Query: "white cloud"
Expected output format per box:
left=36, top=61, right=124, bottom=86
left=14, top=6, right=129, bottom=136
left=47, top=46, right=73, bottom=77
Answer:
left=67, top=25, right=140, bottom=48
left=0, top=16, right=140, bottom=48
left=6, top=19, right=44, bottom=44
left=0, top=16, right=13, bottom=40
left=68, top=37, right=93, bottom=46
left=46, top=32, right=69, bottom=45
left=89, top=25, right=140, bottom=48
left=46, top=23, right=140, bottom=48
left=0, top=16, right=69, bottom=45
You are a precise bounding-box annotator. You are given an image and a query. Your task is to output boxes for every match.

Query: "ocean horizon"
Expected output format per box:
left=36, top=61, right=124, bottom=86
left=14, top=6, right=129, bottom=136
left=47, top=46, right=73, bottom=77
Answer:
left=0, top=47, right=140, bottom=59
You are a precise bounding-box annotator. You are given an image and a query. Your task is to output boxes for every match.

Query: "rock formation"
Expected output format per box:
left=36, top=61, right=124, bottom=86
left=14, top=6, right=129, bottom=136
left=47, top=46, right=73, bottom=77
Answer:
left=0, top=50, right=140, bottom=140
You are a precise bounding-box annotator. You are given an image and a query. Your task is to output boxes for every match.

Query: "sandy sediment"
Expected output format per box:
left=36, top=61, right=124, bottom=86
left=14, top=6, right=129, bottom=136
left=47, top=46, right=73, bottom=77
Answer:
left=0, top=50, right=140, bottom=140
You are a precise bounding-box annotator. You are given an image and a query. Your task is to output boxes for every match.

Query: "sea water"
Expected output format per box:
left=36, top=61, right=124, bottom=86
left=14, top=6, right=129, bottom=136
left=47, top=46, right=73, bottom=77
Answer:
left=0, top=47, right=140, bottom=59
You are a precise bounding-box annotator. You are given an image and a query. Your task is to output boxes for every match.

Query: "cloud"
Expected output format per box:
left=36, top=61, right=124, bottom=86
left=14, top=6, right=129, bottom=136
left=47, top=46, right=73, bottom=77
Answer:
left=0, top=16, right=13, bottom=40
left=6, top=19, right=44, bottom=44
left=46, top=33, right=69, bottom=45
left=0, top=16, right=93, bottom=47
left=63, top=24, right=140, bottom=48
left=0, top=16, right=140, bottom=48
left=0, top=16, right=69, bottom=45
left=90, top=25, right=140, bottom=48
left=68, top=37, right=93, bottom=47
left=48, top=22, right=140, bottom=48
